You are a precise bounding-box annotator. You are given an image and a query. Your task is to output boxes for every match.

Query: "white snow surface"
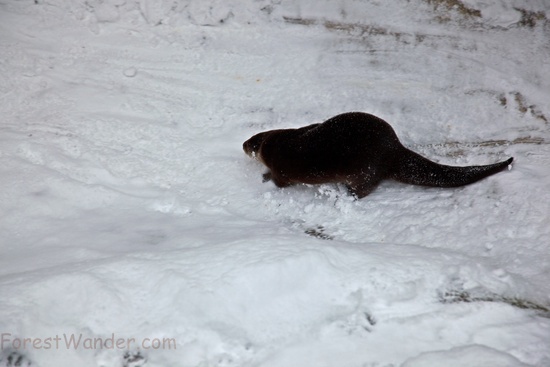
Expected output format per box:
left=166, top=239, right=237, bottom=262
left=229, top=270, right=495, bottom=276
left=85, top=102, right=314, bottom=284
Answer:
left=1, top=1, right=550, bottom=366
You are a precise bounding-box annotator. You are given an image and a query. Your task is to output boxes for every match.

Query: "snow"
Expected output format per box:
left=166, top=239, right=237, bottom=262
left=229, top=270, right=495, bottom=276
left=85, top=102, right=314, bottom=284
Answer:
left=1, top=0, right=549, bottom=366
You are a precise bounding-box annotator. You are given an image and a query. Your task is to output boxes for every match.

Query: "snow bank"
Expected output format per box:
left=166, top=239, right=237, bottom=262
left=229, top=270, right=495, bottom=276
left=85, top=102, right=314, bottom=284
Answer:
left=1, top=0, right=549, bottom=366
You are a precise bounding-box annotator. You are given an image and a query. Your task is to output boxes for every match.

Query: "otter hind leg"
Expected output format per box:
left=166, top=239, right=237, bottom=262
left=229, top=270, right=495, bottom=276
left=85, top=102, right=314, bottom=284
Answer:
left=346, top=174, right=383, bottom=199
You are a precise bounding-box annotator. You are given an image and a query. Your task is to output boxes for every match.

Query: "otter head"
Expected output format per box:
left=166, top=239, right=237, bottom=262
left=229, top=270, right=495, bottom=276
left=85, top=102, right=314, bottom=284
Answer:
left=243, top=132, right=268, bottom=160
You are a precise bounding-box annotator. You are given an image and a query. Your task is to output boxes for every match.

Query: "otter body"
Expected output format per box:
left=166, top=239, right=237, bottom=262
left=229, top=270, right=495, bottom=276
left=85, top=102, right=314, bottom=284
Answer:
left=243, top=112, right=513, bottom=198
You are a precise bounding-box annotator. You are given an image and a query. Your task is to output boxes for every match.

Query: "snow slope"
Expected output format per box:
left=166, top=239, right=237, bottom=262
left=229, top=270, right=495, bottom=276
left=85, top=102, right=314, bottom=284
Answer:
left=1, top=0, right=549, bottom=366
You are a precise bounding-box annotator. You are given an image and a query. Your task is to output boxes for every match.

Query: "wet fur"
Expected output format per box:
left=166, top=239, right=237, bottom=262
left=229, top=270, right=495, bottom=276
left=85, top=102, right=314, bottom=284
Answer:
left=243, top=112, right=513, bottom=198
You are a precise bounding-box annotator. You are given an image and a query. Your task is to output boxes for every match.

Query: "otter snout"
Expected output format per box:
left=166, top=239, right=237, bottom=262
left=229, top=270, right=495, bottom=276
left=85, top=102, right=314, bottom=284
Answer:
left=243, top=133, right=264, bottom=158
left=242, top=139, right=255, bottom=157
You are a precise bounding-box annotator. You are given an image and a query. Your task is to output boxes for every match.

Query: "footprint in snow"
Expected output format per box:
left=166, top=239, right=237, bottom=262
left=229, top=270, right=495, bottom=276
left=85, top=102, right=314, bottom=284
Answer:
left=0, top=351, right=32, bottom=367
left=123, top=350, right=147, bottom=367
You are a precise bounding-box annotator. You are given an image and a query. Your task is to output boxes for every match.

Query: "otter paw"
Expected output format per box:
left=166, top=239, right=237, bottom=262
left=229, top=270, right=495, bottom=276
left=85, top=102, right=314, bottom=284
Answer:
left=262, top=172, right=272, bottom=183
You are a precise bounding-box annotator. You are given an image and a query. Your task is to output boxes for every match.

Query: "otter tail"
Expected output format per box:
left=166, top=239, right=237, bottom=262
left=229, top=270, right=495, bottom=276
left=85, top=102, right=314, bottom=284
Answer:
left=391, top=148, right=513, bottom=188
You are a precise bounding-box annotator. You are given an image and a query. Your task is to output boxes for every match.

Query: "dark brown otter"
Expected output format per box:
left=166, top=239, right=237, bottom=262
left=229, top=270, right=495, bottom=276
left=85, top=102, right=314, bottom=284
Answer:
left=243, top=112, right=513, bottom=198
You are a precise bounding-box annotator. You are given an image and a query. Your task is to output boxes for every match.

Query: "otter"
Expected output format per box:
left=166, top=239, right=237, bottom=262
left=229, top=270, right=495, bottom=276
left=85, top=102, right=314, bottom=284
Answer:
left=243, top=112, right=513, bottom=199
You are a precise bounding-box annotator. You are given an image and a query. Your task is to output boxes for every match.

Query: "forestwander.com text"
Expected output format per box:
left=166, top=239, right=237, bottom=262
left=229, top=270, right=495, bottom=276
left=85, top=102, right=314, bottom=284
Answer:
left=1, top=333, right=177, bottom=351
